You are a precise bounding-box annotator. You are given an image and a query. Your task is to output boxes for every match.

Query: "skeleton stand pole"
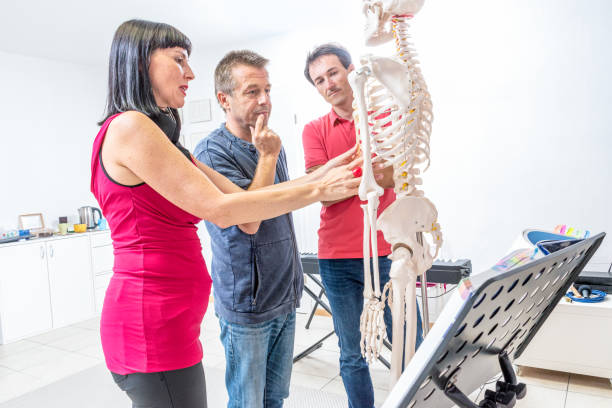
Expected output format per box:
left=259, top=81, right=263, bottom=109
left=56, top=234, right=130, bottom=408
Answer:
left=417, top=232, right=430, bottom=336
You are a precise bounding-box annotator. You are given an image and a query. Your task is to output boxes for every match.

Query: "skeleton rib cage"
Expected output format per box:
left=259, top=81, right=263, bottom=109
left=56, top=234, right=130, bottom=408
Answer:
left=354, top=15, right=434, bottom=199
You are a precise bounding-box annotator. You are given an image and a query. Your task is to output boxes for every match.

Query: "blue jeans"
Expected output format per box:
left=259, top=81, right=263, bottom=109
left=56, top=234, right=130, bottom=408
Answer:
left=218, top=311, right=295, bottom=408
left=319, top=257, right=423, bottom=408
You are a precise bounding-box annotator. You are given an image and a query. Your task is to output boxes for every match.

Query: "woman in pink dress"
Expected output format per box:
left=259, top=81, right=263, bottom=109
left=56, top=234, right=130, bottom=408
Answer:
left=91, top=19, right=361, bottom=408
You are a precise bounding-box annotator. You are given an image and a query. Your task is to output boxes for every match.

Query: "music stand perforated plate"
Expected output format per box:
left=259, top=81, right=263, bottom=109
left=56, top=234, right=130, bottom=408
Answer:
left=382, top=233, right=606, bottom=408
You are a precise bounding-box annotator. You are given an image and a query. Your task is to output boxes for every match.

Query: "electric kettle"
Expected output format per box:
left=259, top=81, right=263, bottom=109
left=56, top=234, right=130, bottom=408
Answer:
left=78, top=206, right=102, bottom=229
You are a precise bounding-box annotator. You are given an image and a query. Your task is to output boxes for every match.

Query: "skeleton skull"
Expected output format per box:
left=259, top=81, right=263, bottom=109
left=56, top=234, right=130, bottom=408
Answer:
left=363, top=0, right=425, bottom=45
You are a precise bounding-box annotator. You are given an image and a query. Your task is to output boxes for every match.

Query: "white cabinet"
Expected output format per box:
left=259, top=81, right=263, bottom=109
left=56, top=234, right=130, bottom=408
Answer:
left=516, top=297, right=612, bottom=382
left=0, top=242, right=53, bottom=343
left=47, top=236, right=95, bottom=328
left=90, top=231, right=113, bottom=314
left=0, top=232, right=108, bottom=343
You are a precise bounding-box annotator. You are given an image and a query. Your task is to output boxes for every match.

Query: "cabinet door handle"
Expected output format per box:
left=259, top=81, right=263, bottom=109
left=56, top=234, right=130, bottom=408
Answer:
left=49, top=245, right=54, bottom=258
left=40, top=245, right=45, bottom=259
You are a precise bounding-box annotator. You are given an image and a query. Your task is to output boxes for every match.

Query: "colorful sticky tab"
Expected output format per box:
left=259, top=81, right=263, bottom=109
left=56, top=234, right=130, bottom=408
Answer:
left=458, top=278, right=474, bottom=300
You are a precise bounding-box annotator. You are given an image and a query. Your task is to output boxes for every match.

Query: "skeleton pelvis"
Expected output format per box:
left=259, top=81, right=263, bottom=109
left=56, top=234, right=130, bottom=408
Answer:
left=378, top=195, right=438, bottom=270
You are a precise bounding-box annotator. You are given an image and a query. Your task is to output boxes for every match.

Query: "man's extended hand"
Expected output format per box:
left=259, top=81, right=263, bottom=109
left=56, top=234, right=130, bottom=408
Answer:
left=372, top=160, right=395, bottom=189
left=250, top=114, right=281, bottom=157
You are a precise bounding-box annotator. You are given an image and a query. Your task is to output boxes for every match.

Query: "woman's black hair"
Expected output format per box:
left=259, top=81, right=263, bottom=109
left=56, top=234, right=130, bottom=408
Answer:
left=98, top=19, right=192, bottom=125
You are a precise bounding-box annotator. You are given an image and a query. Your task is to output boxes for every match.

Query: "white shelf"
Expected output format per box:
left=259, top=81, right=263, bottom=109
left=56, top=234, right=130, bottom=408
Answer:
left=516, top=296, right=612, bottom=381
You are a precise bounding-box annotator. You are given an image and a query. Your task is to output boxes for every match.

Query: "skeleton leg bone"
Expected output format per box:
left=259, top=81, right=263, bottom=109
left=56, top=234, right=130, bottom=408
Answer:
left=388, top=246, right=411, bottom=388
left=404, top=268, right=418, bottom=368
left=379, top=196, right=442, bottom=387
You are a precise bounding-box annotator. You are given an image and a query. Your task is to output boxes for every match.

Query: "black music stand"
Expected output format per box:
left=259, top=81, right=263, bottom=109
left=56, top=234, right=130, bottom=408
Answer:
left=382, top=233, right=606, bottom=408
left=293, top=254, right=336, bottom=363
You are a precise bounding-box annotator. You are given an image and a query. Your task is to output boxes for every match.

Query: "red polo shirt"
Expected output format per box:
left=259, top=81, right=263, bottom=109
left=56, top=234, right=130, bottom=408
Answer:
left=302, top=109, right=394, bottom=259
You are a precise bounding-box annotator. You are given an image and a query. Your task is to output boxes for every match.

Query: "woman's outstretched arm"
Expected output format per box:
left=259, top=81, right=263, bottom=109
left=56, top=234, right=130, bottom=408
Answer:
left=103, top=112, right=360, bottom=228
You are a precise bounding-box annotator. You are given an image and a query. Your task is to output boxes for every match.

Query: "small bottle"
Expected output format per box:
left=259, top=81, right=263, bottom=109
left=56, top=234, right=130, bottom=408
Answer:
left=58, top=216, right=68, bottom=235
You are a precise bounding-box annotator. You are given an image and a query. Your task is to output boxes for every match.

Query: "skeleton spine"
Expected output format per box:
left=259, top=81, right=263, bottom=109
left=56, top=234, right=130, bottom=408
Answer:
left=390, top=15, right=433, bottom=198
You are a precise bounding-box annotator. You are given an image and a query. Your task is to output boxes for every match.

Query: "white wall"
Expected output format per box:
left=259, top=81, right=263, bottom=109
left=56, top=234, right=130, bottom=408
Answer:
left=4, top=1, right=607, bottom=274
left=0, top=51, right=106, bottom=231
left=416, top=0, right=612, bottom=272
left=181, top=0, right=612, bottom=273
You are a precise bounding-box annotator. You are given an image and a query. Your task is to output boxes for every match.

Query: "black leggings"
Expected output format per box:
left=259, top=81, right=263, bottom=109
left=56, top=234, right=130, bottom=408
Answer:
left=111, top=362, right=207, bottom=408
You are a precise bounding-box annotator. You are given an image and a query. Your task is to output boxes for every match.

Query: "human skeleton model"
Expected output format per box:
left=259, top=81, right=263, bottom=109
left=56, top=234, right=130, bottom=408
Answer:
left=348, top=0, right=443, bottom=387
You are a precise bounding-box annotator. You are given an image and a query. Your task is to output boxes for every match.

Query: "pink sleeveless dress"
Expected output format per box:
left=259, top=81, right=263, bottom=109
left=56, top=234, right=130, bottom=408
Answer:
left=90, top=113, right=212, bottom=374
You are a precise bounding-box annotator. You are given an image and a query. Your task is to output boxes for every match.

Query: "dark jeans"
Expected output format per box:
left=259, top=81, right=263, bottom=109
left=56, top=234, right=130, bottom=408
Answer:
left=111, top=362, right=207, bottom=408
left=319, top=257, right=423, bottom=408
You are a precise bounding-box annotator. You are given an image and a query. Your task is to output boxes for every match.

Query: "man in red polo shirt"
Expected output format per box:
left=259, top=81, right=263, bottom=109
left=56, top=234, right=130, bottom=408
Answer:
left=302, top=43, right=423, bottom=408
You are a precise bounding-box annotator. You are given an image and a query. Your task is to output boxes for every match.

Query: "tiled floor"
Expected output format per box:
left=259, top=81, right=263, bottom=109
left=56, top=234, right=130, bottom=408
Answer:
left=1, top=312, right=611, bottom=407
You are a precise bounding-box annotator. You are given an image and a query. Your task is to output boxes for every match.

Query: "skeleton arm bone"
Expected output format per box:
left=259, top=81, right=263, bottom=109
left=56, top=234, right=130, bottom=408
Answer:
left=361, top=203, right=374, bottom=299
left=349, top=66, right=385, bottom=296
left=348, top=68, right=384, bottom=202
left=367, top=194, right=382, bottom=298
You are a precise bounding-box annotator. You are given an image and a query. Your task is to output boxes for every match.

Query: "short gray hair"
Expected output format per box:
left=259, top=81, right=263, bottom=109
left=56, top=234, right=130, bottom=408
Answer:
left=214, top=50, right=269, bottom=110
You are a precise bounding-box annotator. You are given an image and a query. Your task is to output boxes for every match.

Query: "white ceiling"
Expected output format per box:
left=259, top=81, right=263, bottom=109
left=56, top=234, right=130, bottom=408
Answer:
left=0, top=0, right=355, bottom=66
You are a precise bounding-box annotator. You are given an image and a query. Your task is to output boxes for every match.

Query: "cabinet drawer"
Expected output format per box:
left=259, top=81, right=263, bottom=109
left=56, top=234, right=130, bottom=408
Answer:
left=90, top=232, right=112, bottom=247
left=94, top=272, right=112, bottom=289
left=92, top=245, right=114, bottom=274
left=95, top=287, right=107, bottom=314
